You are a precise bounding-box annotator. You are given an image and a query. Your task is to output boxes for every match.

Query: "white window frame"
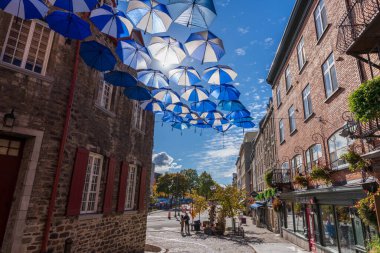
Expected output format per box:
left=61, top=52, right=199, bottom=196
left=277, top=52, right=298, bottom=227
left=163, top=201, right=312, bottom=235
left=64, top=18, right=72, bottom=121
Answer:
left=97, top=81, right=114, bottom=111
left=125, top=165, right=139, bottom=211
left=288, top=105, right=296, bottom=133
left=279, top=119, right=285, bottom=143
left=323, top=53, right=338, bottom=98
left=314, top=0, right=328, bottom=39
left=297, top=37, right=306, bottom=70
left=302, top=84, right=313, bottom=119
left=1, top=17, right=54, bottom=76
left=132, top=101, right=144, bottom=132
left=81, top=153, right=104, bottom=214
left=291, top=155, right=303, bottom=176
left=276, top=87, right=281, bottom=107
left=285, top=66, right=292, bottom=91
left=328, top=131, right=353, bottom=170
left=305, top=144, right=323, bottom=172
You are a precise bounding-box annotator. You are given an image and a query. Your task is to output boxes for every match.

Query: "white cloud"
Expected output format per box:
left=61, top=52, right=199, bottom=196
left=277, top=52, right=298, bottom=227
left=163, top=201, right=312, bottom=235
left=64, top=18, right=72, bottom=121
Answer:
left=152, top=152, right=182, bottom=173
left=217, top=0, right=231, bottom=7
left=264, top=37, right=274, bottom=47
left=258, top=78, right=265, bottom=84
left=235, top=48, right=246, bottom=56
left=237, top=26, right=249, bottom=35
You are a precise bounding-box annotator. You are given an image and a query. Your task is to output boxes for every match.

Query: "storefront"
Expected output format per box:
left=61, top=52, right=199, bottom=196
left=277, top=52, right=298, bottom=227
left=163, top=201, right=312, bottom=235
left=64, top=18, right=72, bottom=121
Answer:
left=279, top=186, right=378, bottom=253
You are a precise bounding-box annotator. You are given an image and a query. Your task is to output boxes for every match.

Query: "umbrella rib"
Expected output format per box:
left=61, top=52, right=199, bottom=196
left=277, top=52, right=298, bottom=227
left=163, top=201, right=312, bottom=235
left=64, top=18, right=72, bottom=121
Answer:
left=144, top=8, right=153, bottom=34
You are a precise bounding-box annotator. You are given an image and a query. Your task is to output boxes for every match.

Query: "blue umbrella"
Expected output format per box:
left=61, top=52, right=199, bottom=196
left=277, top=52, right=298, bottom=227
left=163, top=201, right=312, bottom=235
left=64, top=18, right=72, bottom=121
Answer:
left=49, top=0, right=97, bottom=12
left=166, top=102, right=190, bottom=114
left=169, top=66, right=201, bottom=87
left=46, top=11, right=91, bottom=40
left=80, top=41, right=116, bottom=71
left=191, top=100, right=216, bottom=113
left=123, top=86, right=152, bottom=101
left=140, top=98, right=164, bottom=113
left=232, top=118, right=256, bottom=129
left=215, top=123, right=232, bottom=133
left=168, top=0, right=216, bottom=29
left=90, top=4, right=133, bottom=39
left=104, top=70, right=137, bottom=87
left=226, top=109, right=251, bottom=121
left=171, top=122, right=191, bottom=131
left=206, top=117, right=229, bottom=127
left=0, top=0, right=48, bottom=19
left=218, top=100, right=245, bottom=112
left=201, top=110, right=223, bottom=120
left=185, top=31, right=225, bottom=64
left=162, top=111, right=183, bottom=123
left=210, top=84, right=240, bottom=101
left=190, top=119, right=212, bottom=129
left=181, top=85, right=209, bottom=102
left=116, top=40, right=151, bottom=70
left=126, top=0, right=172, bottom=34
left=202, top=65, right=238, bottom=85
left=138, top=69, right=169, bottom=89
left=179, top=112, right=199, bottom=121
left=152, top=88, right=180, bottom=104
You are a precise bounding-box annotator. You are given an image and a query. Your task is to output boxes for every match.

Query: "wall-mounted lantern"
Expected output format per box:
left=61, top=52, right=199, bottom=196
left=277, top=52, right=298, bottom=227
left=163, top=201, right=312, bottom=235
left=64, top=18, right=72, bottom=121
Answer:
left=3, top=109, right=15, bottom=128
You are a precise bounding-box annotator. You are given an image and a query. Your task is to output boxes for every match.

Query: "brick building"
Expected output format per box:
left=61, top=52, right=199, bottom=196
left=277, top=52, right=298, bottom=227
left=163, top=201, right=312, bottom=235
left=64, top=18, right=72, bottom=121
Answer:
left=266, top=0, right=380, bottom=252
left=0, top=10, right=154, bottom=253
left=236, top=132, right=257, bottom=194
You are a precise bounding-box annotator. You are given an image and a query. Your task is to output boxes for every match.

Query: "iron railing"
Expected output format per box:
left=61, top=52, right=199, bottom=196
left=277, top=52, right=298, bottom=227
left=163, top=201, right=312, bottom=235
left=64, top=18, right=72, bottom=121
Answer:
left=337, top=0, right=380, bottom=53
left=342, top=115, right=380, bottom=150
left=272, top=169, right=291, bottom=185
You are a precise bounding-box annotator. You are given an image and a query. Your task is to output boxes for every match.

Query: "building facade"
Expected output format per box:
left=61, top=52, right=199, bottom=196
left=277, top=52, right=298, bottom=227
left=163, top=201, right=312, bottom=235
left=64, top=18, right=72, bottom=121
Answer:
left=0, top=10, right=154, bottom=253
left=236, top=132, right=257, bottom=194
left=267, top=0, right=380, bottom=252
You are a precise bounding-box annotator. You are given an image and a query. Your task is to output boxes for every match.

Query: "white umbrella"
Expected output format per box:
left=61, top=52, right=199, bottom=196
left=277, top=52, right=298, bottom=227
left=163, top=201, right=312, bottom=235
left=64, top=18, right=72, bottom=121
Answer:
left=148, top=36, right=187, bottom=65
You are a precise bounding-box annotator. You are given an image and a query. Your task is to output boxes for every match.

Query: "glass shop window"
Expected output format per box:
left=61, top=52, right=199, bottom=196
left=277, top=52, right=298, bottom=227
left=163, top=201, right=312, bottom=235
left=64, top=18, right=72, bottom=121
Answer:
left=285, top=202, right=295, bottom=231
left=320, top=205, right=339, bottom=251
left=336, top=206, right=356, bottom=253
left=294, top=203, right=307, bottom=237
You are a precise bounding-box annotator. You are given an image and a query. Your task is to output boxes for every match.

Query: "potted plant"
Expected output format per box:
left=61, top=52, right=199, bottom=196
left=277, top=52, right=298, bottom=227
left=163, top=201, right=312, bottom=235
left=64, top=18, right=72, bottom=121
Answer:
left=310, top=165, right=331, bottom=186
left=272, top=197, right=282, bottom=212
left=367, top=237, right=380, bottom=253
left=355, top=191, right=378, bottom=228
left=293, top=175, right=308, bottom=189
left=264, top=170, right=275, bottom=188
left=341, top=147, right=371, bottom=172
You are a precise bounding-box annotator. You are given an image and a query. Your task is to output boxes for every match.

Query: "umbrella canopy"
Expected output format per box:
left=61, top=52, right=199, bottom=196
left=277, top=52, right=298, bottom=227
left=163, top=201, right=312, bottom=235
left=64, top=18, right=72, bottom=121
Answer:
left=179, top=112, right=199, bottom=121
left=200, top=110, right=223, bottom=120
left=190, top=119, right=212, bottom=129
left=210, top=84, right=240, bottom=101
left=206, top=117, right=229, bottom=127
left=80, top=40, right=116, bottom=71
left=46, top=11, right=91, bottom=40
left=169, top=66, right=200, bottom=86
left=202, top=65, right=238, bottom=85
left=49, top=0, right=97, bottom=12
left=218, top=100, right=245, bottom=112
left=191, top=100, right=216, bottom=113
left=116, top=40, right=151, bottom=70
left=123, top=86, right=152, bottom=101
left=181, top=85, right=209, bottom=102
left=90, top=4, right=133, bottom=39
left=140, top=98, right=164, bottom=113
left=215, top=123, right=232, bottom=133
left=0, top=0, right=48, bottom=19
left=148, top=36, right=186, bottom=65
left=232, top=119, right=255, bottom=129
left=162, top=111, right=183, bottom=123
left=104, top=70, right=137, bottom=87
left=169, top=0, right=216, bottom=29
left=137, top=69, right=169, bottom=89
left=152, top=87, right=180, bottom=104
left=126, top=0, right=172, bottom=34
left=166, top=102, right=190, bottom=114
left=185, top=31, right=224, bottom=64
left=226, top=109, right=251, bottom=121
left=171, top=122, right=191, bottom=130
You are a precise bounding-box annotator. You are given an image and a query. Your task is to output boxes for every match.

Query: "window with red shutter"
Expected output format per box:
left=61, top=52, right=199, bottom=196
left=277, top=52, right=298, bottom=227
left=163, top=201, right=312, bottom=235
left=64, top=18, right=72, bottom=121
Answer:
left=117, top=162, right=129, bottom=212
left=138, top=167, right=147, bottom=213
left=103, top=157, right=116, bottom=215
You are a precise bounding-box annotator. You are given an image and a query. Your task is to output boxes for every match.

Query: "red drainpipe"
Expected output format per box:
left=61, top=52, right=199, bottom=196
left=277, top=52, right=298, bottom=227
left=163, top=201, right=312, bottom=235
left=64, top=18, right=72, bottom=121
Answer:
left=40, top=40, right=81, bottom=253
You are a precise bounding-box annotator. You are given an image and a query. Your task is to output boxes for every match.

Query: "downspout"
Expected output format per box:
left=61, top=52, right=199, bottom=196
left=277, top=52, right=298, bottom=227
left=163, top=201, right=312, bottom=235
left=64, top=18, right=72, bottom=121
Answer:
left=40, top=41, right=81, bottom=253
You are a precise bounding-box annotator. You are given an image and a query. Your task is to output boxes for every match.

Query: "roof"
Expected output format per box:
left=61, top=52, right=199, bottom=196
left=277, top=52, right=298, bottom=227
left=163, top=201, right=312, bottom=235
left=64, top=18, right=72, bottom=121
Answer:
left=266, top=0, right=314, bottom=86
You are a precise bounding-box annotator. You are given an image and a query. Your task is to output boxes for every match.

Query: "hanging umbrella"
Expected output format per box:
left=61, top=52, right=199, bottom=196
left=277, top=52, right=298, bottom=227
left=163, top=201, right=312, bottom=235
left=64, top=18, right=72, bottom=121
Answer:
left=90, top=4, right=133, bottom=39
left=206, top=117, right=229, bottom=127
left=126, top=0, right=172, bottom=34
left=140, top=98, right=164, bottom=113
left=152, top=87, right=180, bottom=104
left=171, top=122, right=191, bottom=130
left=232, top=118, right=256, bottom=129
left=190, top=119, right=212, bottom=129
left=166, top=102, right=190, bottom=114
left=104, top=70, right=137, bottom=87
left=218, top=100, right=245, bottom=112
left=191, top=100, right=216, bottom=113
left=179, top=112, right=199, bottom=121
left=123, top=86, right=151, bottom=101
left=184, top=31, right=224, bottom=64
left=226, top=109, right=251, bottom=121
left=49, top=0, right=97, bottom=12
left=200, top=110, right=223, bottom=120
left=0, top=0, right=48, bottom=19
left=138, top=69, right=169, bottom=89
left=46, top=11, right=91, bottom=40
left=80, top=40, right=116, bottom=71
left=116, top=40, right=151, bottom=70
left=202, top=65, right=238, bottom=85
left=168, top=66, right=201, bottom=86
left=215, top=123, right=232, bottom=133
left=168, top=0, right=216, bottom=29
left=148, top=36, right=186, bottom=65
left=181, top=85, right=209, bottom=102
left=162, top=111, right=183, bottom=122
left=210, top=84, right=240, bottom=101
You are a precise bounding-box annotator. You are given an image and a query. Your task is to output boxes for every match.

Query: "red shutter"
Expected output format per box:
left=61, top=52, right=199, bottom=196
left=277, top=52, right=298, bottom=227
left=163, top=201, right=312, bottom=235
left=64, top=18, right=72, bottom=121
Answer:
left=103, top=157, right=116, bottom=215
left=67, top=147, right=89, bottom=216
left=117, top=162, right=129, bottom=212
left=138, top=167, right=148, bottom=213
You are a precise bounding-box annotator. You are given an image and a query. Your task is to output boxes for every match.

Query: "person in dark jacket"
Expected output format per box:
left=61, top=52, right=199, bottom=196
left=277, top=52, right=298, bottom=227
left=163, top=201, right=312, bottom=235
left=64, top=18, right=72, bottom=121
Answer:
left=184, top=212, right=190, bottom=235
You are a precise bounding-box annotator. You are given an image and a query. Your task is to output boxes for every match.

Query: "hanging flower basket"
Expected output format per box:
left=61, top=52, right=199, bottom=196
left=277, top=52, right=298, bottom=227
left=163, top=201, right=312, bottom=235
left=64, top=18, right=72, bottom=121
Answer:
left=355, top=191, right=379, bottom=228
left=293, top=175, right=308, bottom=189
left=310, top=165, right=331, bottom=186
left=272, top=197, right=282, bottom=212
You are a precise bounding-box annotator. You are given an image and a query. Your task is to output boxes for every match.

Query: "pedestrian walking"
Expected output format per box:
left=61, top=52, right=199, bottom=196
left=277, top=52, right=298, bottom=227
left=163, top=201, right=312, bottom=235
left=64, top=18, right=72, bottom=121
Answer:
left=180, top=214, right=185, bottom=235
left=184, top=212, right=190, bottom=235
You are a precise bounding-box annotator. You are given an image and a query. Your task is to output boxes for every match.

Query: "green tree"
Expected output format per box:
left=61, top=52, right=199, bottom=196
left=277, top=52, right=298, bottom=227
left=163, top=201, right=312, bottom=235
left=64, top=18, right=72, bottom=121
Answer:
left=191, top=193, right=208, bottom=221
left=156, top=173, right=172, bottom=198
left=180, top=168, right=199, bottom=194
left=198, top=171, right=216, bottom=199
left=215, top=185, right=246, bottom=218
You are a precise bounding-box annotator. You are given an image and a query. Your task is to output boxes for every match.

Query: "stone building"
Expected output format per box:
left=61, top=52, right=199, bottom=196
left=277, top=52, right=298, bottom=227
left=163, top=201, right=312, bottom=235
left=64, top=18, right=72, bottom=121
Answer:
left=0, top=9, right=154, bottom=253
left=266, top=0, right=380, bottom=252
left=236, top=132, right=257, bottom=194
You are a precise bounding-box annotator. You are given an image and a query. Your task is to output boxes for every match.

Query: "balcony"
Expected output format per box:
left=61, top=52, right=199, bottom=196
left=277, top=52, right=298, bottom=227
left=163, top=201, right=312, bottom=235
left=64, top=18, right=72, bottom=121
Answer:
left=342, top=117, right=380, bottom=151
left=337, top=0, right=380, bottom=55
left=272, top=169, right=291, bottom=186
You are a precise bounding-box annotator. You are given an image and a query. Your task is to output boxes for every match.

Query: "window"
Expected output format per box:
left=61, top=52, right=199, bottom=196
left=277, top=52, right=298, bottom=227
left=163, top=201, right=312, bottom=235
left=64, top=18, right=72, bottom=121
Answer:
left=321, top=205, right=338, bottom=251
left=81, top=153, right=103, bottom=214
left=279, top=119, right=285, bottom=143
left=305, top=144, right=322, bottom=172
left=297, top=37, right=306, bottom=70
left=285, top=66, right=292, bottom=91
left=291, top=155, right=303, bottom=176
left=323, top=53, right=338, bottom=97
left=302, top=84, right=313, bottom=119
left=0, top=138, right=22, bottom=157
left=328, top=131, right=353, bottom=170
left=288, top=105, right=296, bottom=133
left=336, top=206, right=356, bottom=253
left=276, top=86, right=282, bottom=107
left=294, top=203, right=306, bottom=237
left=132, top=101, right=145, bottom=131
left=125, top=165, right=141, bottom=210
left=314, top=0, right=328, bottom=39
left=285, top=202, right=294, bottom=230
left=1, top=18, right=53, bottom=75
left=97, top=81, right=114, bottom=111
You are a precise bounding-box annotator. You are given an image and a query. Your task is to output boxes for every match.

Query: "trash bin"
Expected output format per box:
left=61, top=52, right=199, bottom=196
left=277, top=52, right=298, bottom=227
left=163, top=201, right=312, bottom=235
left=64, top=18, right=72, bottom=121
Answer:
left=194, top=220, right=201, bottom=231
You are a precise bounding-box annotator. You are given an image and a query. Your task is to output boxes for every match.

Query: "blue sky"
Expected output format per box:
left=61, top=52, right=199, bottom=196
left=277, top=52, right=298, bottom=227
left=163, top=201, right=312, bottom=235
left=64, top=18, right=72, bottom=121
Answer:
left=151, top=0, right=295, bottom=184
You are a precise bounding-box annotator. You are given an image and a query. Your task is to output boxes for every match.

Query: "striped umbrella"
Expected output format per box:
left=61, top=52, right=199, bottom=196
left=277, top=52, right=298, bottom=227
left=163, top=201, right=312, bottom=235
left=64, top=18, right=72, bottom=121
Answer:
left=126, top=0, right=172, bottom=34
left=189, top=119, right=212, bottom=129
left=0, top=0, right=48, bottom=19
left=185, top=31, right=225, bottom=64
left=171, top=122, right=191, bottom=131
left=179, top=112, right=199, bottom=121
left=218, top=100, right=245, bottom=112
left=140, top=99, right=164, bottom=113
left=166, top=102, right=190, bottom=114
left=168, top=66, right=201, bottom=86
left=206, top=117, right=229, bottom=127
left=210, top=84, right=240, bottom=100
left=148, top=36, right=186, bottom=65
left=90, top=4, right=133, bottom=39
left=190, top=100, right=216, bottom=113
left=162, top=111, right=183, bottom=123
left=137, top=69, right=168, bottom=89
left=200, top=110, right=223, bottom=120
left=152, top=87, right=180, bottom=104
left=116, top=40, right=151, bottom=70
left=215, top=123, right=232, bottom=133
left=202, top=65, right=238, bottom=85
left=49, top=0, right=97, bottom=12
left=181, top=85, right=209, bottom=102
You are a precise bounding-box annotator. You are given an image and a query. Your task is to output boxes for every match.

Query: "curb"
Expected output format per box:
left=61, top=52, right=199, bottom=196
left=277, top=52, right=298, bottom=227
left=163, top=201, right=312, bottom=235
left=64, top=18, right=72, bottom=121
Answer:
left=247, top=243, right=257, bottom=253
